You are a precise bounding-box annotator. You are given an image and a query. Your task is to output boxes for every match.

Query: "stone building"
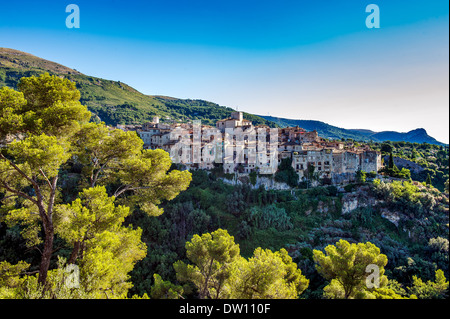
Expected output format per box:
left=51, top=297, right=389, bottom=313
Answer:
left=132, top=112, right=382, bottom=185
left=216, top=111, right=252, bottom=132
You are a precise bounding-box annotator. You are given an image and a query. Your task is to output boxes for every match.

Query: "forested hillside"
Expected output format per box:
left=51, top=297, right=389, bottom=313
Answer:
left=261, top=115, right=446, bottom=145
left=0, top=67, right=448, bottom=300
left=125, top=168, right=449, bottom=299
left=367, top=141, right=449, bottom=193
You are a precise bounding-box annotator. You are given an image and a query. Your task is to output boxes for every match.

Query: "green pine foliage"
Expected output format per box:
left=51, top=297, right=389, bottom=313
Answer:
left=0, top=73, right=448, bottom=300
left=0, top=74, right=191, bottom=298
left=275, top=157, right=299, bottom=187
left=369, top=140, right=448, bottom=192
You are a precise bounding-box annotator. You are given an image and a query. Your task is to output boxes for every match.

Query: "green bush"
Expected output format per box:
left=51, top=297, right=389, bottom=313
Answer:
left=275, top=158, right=298, bottom=187
left=247, top=204, right=293, bottom=231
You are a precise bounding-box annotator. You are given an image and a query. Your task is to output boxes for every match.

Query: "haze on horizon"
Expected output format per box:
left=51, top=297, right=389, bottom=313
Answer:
left=0, top=0, right=448, bottom=143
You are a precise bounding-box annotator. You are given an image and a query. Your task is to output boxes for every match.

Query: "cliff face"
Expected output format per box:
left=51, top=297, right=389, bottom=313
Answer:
left=220, top=175, right=291, bottom=190
left=340, top=188, right=383, bottom=214
left=338, top=184, right=449, bottom=244
left=340, top=190, right=401, bottom=228
left=382, top=155, right=425, bottom=175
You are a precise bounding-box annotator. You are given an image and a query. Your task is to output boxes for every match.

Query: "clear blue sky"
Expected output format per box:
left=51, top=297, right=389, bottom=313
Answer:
left=1, top=0, right=448, bottom=143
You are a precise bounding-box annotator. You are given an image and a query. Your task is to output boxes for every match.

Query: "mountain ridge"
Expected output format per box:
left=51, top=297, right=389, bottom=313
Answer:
left=1, top=47, right=445, bottom=145
left=0, top=48, right=275, bottom=128
left=260, top=115, right=446, bottom=145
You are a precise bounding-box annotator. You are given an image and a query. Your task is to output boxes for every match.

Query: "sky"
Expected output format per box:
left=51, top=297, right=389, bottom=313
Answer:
left=0, top=0, right=449, bottom=143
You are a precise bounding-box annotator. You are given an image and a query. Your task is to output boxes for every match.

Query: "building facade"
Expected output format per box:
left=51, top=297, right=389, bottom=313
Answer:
left=126, top=112, right=382, bottom=185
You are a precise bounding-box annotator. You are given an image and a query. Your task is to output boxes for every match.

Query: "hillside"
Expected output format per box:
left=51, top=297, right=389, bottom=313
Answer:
left=262, top=115, right=446, bottom=145
left=360, top=128, right=444, bottom=145
left=0, top=48, right=449, bottom=301
left=126, top=169, right=449, bottom=298
left=0, top=48, right=276, bottom=127
left=261, top=115, right=379, bottom=141
left=1, top=47, right=445, bottom=145
left=0, top=47, right=82, bottom=75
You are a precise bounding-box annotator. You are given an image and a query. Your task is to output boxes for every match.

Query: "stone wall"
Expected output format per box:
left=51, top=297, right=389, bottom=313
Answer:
left=331, top=172, right=357, bottom=185
left=382, top=155, right=425, bottom=174
left=219, top=174, right=291, bottom=190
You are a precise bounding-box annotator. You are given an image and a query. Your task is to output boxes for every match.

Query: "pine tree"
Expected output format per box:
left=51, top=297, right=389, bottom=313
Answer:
left=173, top=229, right=309, bottom=299
left=0, top=74, right=192, bottom=292
left=426, top=173, right=433, bottom=187
left=313, top=239, right=388, bottom=299
left=388, top=151, right=394, bottom=170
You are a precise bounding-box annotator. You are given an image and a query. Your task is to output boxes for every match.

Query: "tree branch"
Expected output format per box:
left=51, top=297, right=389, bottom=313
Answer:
left=46, top=176, right=58, bottom=223
left=0, top=194, right=23, bottom=201
left=113, top=184, right=133, bottom=197
left=0, top=181, right=38, bottom=205
left=26, top=245, right=43, bottom=256
left=0, top=153, right=38, bottom=188
left=91, top=157, right=115, bottom=187
left=38, top=168, right=52, bottom=189
left=113, top=184, right=153, bottom=198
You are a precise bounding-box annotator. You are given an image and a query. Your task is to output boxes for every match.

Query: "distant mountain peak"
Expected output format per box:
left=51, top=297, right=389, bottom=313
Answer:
left=0, top=48, right=445, bottom=145
left=260, top=115, right=446, bottom=146
left=408, top=128, right=427, bottom=134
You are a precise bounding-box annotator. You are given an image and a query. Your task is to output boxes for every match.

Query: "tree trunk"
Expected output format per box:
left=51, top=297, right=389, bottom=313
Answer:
left=68, top=241, right=81, bottom=264
left=36, top=178, right=58, bottom=286
left=38, top=225, right=54, bottom=285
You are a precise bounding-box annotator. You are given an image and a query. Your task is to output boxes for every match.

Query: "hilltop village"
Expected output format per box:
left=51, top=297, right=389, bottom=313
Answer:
left=117, top=112, right=383, bottom=186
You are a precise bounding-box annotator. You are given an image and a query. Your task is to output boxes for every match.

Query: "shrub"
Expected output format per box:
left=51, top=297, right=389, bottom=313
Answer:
left=247, top=204, right=293, bottom=231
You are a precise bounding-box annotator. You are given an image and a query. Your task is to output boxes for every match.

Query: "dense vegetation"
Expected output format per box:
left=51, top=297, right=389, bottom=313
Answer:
left=368, top=141, right=449, bottom=193
left=0, top=74, right=191, bottom=298
left=126, top=168, right=449, bottom=299
left=0, top=74, right=448, bottom=300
